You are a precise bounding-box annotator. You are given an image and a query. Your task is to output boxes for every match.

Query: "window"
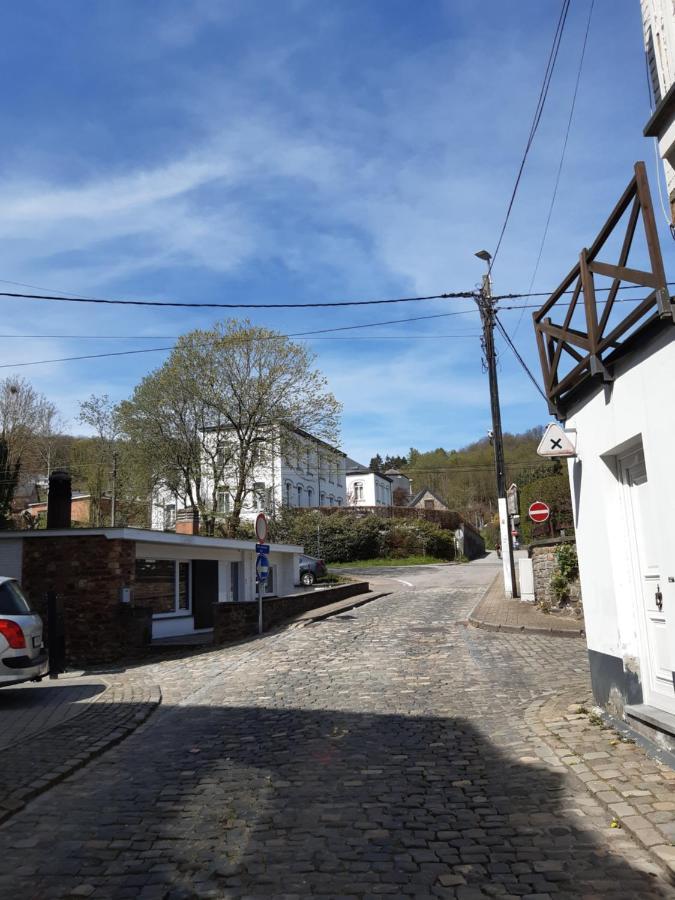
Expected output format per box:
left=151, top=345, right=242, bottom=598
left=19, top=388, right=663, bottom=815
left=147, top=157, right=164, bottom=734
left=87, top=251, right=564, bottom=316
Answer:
left=285, top=483, right=292, bottom=507
left=337, top=498, right=342, bottom=507
left=320, top=492, right=326, bottom=506
left=297, top=485, right=303, bottom=507
left=306, top=449, right=312, bottom=474
left=329, top=495, right=334, bottom=506
left=353, top=481, right=364, bottom=502
left=216, top=488, right=231, bottom=515
left=0, top=580, right=33, bottom=615
left=135, top=559, right=191, bottom=617
left=329, top=462, right=334, bottom=483
left=337, top=468, right=343, bottom=487
left=307, top=488, right=313, bottom=506
left=424, top=499, right=434, bottom=509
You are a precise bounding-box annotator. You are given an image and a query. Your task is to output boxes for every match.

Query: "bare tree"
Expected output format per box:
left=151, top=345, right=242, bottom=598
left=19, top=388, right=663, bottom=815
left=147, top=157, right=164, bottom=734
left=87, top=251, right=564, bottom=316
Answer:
left=0, top=377, right=57, bottom=466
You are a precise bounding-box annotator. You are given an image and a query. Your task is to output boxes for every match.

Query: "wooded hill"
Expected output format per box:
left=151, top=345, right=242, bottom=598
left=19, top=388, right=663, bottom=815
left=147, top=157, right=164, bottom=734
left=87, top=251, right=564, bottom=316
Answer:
left=373, top=427, right=570, bottom=528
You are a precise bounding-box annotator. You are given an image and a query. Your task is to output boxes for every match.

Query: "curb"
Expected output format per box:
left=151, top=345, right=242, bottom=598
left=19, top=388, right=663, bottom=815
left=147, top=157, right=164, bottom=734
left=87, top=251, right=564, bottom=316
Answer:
left=467, top=614, right=585, bottom=638
left=468, top=575, right=585, bottom=639
left=291, top=590, right=392, bottom=626
left=0, top=682, right=161, bottom=827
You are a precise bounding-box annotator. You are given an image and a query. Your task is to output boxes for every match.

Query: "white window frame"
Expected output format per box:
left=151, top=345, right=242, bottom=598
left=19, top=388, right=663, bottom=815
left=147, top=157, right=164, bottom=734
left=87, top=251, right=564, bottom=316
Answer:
left=137, top=558, right=192, bottom=619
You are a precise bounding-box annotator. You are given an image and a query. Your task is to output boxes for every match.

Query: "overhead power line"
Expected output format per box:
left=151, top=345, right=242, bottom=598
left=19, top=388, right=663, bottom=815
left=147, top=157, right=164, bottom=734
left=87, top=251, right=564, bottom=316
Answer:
left=489, top=0, right=571, bottom=273
left=0, top=289, right=472, bottom=309
left=494, top=314, right=549, bottom=403
left=514, top=0, right=595, bottom=335
left=0, top=280, right=668, bottom=313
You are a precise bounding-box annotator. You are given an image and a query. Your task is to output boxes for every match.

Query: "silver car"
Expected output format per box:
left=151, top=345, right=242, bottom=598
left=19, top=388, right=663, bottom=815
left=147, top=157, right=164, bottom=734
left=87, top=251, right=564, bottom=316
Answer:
left=0, top=576, right=48, bottom=686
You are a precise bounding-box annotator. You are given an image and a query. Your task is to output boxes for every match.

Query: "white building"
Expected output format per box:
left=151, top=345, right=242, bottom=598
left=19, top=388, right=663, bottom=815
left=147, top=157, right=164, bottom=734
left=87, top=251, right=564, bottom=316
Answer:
left=532, top=154, right=675, bottom=746
left=345, top=466, right=392, bottom=507
left=642, top=0, right=675, bottom=222
left=152, top=426, right=347, bottom=531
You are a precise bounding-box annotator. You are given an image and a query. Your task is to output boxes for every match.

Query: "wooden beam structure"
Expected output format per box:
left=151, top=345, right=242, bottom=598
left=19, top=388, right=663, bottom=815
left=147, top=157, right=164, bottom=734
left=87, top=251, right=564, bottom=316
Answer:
left=532, top=162, right=673, bottom=416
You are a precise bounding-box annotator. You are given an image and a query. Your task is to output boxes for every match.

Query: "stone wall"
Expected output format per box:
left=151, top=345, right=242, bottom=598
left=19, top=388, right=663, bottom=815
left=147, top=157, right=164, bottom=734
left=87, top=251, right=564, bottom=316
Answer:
left=529, top=538, right=582, bottom=617
left=21, top=536, right=139, bottom=666
left=213, top=581, right=371, bottom=643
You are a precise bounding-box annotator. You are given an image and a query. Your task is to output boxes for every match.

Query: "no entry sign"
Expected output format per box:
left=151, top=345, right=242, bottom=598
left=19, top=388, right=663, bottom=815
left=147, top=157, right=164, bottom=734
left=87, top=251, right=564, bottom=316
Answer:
left=528, top=501, right=550, bottom=523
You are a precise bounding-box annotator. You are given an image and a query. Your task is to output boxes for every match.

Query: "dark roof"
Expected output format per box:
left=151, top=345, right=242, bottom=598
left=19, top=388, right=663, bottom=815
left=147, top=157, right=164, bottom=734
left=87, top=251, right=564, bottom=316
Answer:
left=408, top=487, right=449, bottom=509
left=384, top=469, right=410, bottom=478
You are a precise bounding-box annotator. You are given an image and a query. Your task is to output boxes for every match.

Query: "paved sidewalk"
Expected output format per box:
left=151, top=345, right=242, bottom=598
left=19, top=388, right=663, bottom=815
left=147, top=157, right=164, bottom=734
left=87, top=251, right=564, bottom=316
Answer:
left=526, top=686, right=675, bottom=879
left=469, top=573, right=585, bottom=637
left=0, top=678, right=160, bottom=825
left=0, top=674, right=109, bottom=751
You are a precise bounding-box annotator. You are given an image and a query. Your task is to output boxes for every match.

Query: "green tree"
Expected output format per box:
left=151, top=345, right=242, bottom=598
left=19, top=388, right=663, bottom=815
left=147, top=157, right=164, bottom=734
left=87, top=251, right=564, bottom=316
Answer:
left=119, top=320, right=342, bottom=533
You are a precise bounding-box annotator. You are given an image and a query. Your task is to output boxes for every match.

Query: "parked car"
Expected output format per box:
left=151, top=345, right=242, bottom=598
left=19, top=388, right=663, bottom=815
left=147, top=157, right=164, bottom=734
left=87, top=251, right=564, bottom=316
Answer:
left=0, top=577, right=48, bottom=687
left=298, top=555, right=327, bottom=586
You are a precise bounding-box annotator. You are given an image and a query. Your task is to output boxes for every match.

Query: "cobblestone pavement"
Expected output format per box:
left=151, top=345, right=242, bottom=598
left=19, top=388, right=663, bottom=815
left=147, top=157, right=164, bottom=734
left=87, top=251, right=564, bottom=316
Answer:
left=0, top=675, right=109, bottom=751
left=2, top=561, right=674, bottom=899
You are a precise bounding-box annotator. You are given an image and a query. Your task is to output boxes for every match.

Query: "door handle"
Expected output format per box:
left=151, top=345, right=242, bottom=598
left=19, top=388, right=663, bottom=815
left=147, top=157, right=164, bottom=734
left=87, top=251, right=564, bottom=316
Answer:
left=655, top=585, right=663, bottom=612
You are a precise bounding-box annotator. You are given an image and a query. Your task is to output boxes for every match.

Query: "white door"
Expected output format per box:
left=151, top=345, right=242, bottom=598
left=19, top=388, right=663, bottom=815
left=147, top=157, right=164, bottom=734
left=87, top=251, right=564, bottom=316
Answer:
left=620, top=448, right=675, bottom=714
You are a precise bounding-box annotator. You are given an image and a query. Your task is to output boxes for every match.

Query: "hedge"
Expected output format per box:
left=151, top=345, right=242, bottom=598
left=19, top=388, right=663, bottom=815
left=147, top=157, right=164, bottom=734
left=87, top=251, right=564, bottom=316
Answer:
left=269, top=509, right=455, bottom=563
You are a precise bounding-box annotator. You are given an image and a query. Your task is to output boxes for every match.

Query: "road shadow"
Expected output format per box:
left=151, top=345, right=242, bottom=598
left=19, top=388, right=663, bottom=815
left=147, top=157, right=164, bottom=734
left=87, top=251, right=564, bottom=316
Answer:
left=1, top=703, right=671, bottom=898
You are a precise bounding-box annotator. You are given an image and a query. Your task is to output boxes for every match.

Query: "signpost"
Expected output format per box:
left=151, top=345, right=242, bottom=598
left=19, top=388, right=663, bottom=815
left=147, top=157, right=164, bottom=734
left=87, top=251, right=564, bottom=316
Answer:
left=255, top=514, right=269, bottom=634
left=528, top=501, right=550, bottom=523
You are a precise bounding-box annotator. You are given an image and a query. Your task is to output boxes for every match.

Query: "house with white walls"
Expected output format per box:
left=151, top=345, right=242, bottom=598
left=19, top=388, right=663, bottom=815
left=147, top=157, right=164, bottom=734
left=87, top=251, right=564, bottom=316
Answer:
left=345, top=463, right=392, bottom=507
left=642, top=0, right=675, bottom=223
left=152, top=425, right=347, bottom=531
left=532, top=157, right=675, bottom=747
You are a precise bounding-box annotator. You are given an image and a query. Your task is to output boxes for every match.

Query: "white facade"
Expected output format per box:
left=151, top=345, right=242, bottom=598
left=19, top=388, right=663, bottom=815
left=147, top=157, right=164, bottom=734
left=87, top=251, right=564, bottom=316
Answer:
left=565, top=324, right=675, bottom=721
left=345, top=471, right=393, bottom=507
left=642, top=0, right=675, bottom=214
left=152, top=427, right=347, bottom=530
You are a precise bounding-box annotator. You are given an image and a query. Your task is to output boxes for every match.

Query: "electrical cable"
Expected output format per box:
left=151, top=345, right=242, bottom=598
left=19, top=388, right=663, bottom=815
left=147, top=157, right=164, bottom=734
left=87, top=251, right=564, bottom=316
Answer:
left=0, top=289, right=471, bottom=309
left=489, top=0, right=571, bottom=273
left=0, top=280, right=668, bottom=312
left=514, top=0, right=595, bottom=335
left=494, top=314, right=549, bottom=403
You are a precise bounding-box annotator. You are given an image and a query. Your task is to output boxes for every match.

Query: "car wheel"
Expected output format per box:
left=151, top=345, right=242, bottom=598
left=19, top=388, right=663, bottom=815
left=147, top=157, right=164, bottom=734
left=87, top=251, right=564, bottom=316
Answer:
left=301, top=571, right=316, bottom=586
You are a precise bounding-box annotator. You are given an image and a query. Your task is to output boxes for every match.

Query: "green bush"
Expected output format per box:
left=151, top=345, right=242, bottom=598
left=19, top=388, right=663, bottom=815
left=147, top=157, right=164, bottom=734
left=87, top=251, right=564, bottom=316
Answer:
left=519, top=471, right=574, bottom=543
left=270, top=510, right=454, bottom=563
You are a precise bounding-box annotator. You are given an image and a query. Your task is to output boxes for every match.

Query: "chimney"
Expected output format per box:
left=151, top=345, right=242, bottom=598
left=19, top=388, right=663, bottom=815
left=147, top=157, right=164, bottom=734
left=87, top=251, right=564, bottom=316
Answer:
left=175, top=507, right=199, bottom=536
left=47, top=470, right=72, bottom=529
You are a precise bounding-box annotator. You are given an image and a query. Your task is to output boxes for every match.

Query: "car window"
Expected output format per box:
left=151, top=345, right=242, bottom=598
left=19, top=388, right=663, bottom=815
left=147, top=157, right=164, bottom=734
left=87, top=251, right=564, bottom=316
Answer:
left=0, top=580, right=33, bottom=615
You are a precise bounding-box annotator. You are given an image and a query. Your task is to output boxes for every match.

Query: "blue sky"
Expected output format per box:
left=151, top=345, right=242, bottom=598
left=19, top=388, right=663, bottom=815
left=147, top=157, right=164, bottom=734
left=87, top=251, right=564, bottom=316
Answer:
left=0, top=0, right=669, bottom=463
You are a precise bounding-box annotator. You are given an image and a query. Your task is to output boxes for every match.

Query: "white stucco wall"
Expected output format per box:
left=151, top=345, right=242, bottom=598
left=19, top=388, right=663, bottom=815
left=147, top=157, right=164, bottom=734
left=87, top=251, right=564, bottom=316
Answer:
left=564, top=326, right=675, bottom=671
left=346, top=472, right=392, bottom=506
left=152, top=429, right=346, bottom=526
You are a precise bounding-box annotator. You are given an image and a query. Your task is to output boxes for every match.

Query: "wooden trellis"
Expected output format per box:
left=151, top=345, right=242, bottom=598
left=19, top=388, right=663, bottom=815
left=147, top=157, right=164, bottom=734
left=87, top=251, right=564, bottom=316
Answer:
left=533, top=162, right=672, bottom=416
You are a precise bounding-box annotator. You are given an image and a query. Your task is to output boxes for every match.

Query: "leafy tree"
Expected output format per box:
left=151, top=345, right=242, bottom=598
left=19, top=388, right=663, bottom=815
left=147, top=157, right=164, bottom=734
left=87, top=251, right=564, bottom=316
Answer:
left=119, top=320, right=342, bottom=533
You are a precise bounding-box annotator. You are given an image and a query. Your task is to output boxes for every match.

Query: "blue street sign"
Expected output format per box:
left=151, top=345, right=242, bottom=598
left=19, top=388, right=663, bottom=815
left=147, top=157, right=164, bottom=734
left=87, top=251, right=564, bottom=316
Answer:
left=256, top=553, right=270, bottom=582
left=255, top=543, right=270, bottom=554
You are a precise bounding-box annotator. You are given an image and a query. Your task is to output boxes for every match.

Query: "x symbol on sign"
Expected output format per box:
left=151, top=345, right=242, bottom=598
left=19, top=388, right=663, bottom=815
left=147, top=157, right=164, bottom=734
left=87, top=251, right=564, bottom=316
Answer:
left=551, top=438, right=562, bottom=450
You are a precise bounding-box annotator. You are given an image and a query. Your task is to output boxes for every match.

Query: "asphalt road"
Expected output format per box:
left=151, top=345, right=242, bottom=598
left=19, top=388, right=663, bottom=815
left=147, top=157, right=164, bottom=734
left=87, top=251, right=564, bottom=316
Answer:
left=1, top=559, right=672, bottom=899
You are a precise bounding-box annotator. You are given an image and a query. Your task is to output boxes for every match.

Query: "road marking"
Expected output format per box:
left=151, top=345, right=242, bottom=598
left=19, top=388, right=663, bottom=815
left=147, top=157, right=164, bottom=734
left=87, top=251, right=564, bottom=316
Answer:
left=395, top=578, right=414, bottom=587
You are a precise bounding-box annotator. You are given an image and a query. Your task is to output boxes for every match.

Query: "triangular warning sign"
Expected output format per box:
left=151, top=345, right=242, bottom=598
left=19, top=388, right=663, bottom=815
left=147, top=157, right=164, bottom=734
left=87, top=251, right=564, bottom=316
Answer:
left=537, top=423, right=577, bottom=458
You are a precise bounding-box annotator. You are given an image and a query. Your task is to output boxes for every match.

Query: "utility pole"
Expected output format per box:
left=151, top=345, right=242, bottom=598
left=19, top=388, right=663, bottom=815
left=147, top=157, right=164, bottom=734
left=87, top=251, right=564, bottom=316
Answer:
left=474, top=250, right=518, bottom=598
left=111, top=451, right=118, bottom=528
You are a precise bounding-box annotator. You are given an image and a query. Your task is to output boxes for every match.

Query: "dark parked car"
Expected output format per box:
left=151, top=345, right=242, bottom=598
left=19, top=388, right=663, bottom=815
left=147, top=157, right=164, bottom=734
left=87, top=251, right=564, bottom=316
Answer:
left=298, top=555, right=327, bottom=586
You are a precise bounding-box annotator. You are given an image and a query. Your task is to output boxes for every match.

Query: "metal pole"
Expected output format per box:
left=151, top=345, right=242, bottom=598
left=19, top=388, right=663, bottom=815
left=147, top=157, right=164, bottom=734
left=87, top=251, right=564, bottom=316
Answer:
left=476, top=269, right=518, bottom=598
left=111, top=450, right=118, bottom=527
left=257, top=571, right=263, bottom=635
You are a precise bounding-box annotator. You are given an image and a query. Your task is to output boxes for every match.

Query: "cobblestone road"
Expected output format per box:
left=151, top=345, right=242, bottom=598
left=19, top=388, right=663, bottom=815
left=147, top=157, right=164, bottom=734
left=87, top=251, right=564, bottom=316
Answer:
left=2, top=562, right=674, bottom=899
